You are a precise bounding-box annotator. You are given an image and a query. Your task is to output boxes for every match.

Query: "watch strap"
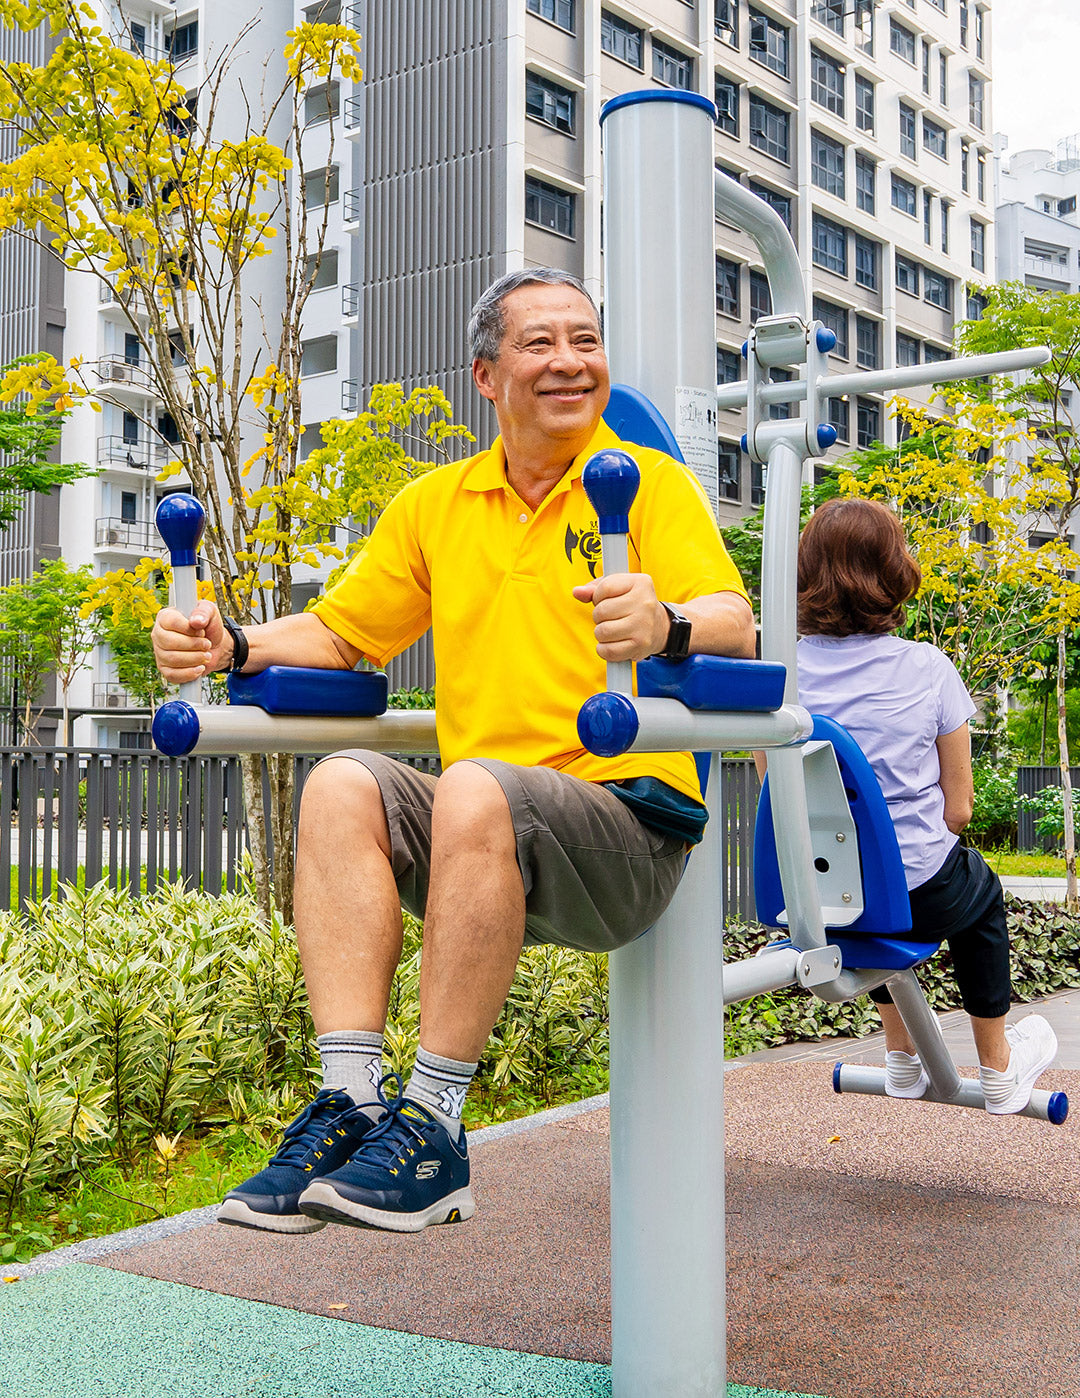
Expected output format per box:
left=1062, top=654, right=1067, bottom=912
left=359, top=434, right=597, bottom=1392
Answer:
left=655, top=602, right=692, bottom=662
left=221, top=616, right=249, bottom=673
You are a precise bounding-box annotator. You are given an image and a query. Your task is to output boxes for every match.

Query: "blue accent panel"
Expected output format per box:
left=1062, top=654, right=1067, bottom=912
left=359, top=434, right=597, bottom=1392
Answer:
left=577, top=691, right=639, bottom=758
left=833, top=1062, right=843, bottom=1094
left=816, top=424, right=838, bottom=451
left=227, top=666, right=389, bottom=717
left=829, top=934, right=941, bottom=971
left=1048, top=1091, right=1070, bottom=1126
left=582, top=450, right=640, bottom=535
left=637, top=655, right=786, bottom=712
left=600, top=90, right=717, bottom=124
left=155, top=493, right=205, bottom=568
left=753, top=714, right=914, bottom=942
left=815, top=327, right=837, bottom=353
left=603, top=383, right=685, bottom=461
left=152, top=700, right=200, bottom=756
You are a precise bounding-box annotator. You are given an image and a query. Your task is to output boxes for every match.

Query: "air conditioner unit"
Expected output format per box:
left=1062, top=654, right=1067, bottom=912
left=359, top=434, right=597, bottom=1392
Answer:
left=105, top=528, right=121, bottom=544
left=110, top=363, right=129, bottom=381
left=105, top=693, right=125, bottom=708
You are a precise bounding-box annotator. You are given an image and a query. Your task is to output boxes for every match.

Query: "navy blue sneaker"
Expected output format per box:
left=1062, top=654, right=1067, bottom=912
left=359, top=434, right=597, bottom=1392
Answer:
left=218, top=1089, right=376, bottom=1234
left=298, top=1077, right=474, bottom=1233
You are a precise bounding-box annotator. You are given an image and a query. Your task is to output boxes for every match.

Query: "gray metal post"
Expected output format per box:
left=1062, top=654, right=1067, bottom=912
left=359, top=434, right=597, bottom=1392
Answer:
left=600, top=91, right=727, bottom=1397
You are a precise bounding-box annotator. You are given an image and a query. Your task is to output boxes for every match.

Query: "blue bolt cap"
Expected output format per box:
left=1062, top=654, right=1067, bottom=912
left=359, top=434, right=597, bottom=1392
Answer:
left=741, top=341, right=748, bottom=359
left=152, top=700, right=201, bottom=756
left=1048, top=1090, right=1069, bottom=1126
left=577, top=691, right=639, bottom=758
left=582, top=450, right=640, bottom=535
left=816, top=424, right=839, bottom=452
left=740, top=433, right=749, bottom=453
left=155, top=493, right=205, bottom=568
left=816, top=326, right=838, bottom=354
left=832, top=1062, right=843, bottom=1094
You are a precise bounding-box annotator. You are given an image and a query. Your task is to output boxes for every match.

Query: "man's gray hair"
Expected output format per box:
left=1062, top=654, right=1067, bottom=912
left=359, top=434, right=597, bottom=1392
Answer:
left=468, top=267, right=600, bottom=362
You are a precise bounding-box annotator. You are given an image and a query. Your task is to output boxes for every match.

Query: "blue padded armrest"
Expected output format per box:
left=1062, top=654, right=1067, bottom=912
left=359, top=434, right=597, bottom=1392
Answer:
left=227, top=667, right=389, bottom=717
left=637, top=655, right=786, bottom=712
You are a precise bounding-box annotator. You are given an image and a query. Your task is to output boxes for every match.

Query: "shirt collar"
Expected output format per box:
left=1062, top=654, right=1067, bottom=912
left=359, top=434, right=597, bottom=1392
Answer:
left=460, top=419, right=623, bottom=495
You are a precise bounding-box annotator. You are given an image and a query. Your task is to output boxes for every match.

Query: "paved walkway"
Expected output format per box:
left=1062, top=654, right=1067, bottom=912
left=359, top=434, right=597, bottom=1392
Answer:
left=1001, top=875, right=1070, bottom=901
left=3, top=990, right=1078, bottom=1398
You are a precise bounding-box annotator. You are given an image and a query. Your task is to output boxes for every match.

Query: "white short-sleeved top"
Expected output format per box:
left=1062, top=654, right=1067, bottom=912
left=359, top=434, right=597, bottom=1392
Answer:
left=795, top=634, right=976, bottom=890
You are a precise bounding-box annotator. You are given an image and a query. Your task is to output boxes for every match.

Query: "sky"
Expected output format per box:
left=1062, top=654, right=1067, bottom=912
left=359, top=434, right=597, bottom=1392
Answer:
left=993, top=0, right=1080, bottom=155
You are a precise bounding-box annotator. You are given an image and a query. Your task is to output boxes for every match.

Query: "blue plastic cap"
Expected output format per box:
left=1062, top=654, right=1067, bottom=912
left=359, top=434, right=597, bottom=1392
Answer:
left=741, top=341, right=748, bottom=360
left=600, top=90, right=717, bottom=125
left=582, top=450, right=640, bottom=535
left=816, top=424, right=839, bottom=452
left=832, top=1062, right=843, bottom=1094
left=155, top=493, right=205, bottom=568
left=1048, top=1090, right=1069, bottom=1126
left=740, top=433, right=749, bottom=453
left=577, top=691, right=640, bottom=759
left=816, top=326, right=838, bottom=354
left=152, top=700, right=201, bottom=756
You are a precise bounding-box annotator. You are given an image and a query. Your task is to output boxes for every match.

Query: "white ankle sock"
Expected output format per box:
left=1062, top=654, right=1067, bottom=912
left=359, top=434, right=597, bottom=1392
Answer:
left=317, top=1030, right=385, bottom=1118
left=405, top=1046, right=477, bottom=1137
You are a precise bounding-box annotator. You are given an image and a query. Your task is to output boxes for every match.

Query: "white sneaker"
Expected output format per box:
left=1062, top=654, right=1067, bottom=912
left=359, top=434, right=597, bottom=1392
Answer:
left=979, top=1015, right=1059, bottom=1115
left=885, top=1050, right=929, bottom=1099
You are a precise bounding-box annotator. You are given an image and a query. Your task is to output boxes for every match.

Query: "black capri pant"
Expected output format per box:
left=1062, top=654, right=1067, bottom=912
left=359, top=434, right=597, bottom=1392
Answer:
left=869, top=842, right=1012, bottom=1020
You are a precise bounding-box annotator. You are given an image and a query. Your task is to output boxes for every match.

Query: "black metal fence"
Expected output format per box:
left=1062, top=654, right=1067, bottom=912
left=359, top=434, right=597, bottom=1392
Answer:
left=2, top=747, right=759, bottom=921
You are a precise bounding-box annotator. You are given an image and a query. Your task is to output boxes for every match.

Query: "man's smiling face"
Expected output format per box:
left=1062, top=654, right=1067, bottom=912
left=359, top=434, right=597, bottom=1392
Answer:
left=472, top=282, right=610, bottom=449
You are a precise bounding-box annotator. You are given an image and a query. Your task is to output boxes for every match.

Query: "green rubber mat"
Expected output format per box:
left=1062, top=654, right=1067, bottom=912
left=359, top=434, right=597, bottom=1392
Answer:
left=0, top=1264, right=829, bottom=1398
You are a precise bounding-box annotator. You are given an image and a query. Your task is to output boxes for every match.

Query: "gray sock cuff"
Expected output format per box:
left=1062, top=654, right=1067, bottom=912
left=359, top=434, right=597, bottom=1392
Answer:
left=317, top=1030, right=385, bottom=1052
left=414, top=1045, right=477, bottom=1077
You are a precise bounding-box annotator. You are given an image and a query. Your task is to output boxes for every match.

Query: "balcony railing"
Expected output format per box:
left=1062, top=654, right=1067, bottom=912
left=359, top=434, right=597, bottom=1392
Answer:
left=92, top=682, right=137, bottom=710
left=342, top=283, right=359, bottom=317
left=344, top=95, right=362, bottom=130
left=341, top=379, right=359, bottom=413
left=343, top=188, right=360, bottom=222
left=95, top=517, right=156, bottom=551
left=125, top=38, right=169, bottom=62
left=1024, top=255, right=1072, bottom=285
left=98, top=435, right=159, bottom=468
left=95, top=355, right=156, bottom=392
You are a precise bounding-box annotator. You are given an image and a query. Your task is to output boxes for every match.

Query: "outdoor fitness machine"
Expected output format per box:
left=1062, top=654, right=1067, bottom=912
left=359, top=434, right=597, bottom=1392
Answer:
left=150, top=89, right=1069, bottom=1398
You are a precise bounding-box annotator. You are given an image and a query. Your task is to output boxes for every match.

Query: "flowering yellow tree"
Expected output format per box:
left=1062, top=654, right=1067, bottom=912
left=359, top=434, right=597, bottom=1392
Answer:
left=0, top=1, right=470, bottom=918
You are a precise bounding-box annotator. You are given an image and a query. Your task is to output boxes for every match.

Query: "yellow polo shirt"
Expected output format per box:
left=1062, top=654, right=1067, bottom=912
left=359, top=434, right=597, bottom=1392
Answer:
left=312, top=420, right=749, bottom=801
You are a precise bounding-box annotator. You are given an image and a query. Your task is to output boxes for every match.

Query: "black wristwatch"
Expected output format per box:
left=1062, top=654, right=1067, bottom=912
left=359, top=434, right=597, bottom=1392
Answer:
left=654, top=602, right=692, bottom=662
left=221, top=616, right=249, bottom=673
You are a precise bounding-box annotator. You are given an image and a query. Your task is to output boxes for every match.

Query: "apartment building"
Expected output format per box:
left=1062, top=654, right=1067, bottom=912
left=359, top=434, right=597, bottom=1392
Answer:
left=0, top=0, right=996, bottom=740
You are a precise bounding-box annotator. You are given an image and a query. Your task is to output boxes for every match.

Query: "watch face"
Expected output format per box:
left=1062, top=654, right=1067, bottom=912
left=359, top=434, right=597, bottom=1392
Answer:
left=666, top=616, right=692, bottom=662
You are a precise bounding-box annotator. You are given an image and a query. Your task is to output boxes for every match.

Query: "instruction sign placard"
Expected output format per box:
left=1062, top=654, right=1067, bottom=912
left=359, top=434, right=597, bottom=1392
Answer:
left=673, top=385, right=718, bottom=515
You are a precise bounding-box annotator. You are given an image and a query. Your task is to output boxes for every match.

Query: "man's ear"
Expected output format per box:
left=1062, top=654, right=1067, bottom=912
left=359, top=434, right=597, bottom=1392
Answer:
left=472, top=357, right=496, bottom=402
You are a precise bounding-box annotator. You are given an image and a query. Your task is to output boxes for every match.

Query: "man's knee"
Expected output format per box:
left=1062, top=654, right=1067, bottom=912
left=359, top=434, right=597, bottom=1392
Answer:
left=299, top=755, right=391, bottom=858
left=432, top=761, right=515, bottom=853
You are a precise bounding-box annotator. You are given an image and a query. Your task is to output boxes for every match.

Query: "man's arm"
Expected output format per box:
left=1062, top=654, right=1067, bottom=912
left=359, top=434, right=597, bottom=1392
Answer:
left=151, top=601, right=363, bottom=686
left=572, top=573, right=757, bottom=663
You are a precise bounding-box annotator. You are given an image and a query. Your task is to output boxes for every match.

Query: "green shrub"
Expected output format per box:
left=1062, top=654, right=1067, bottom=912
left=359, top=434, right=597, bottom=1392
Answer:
left=968, top=759, right=1019, bottom=849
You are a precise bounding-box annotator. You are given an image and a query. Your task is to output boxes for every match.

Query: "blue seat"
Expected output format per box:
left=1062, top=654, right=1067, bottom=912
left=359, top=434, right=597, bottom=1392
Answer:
left=754, top=715, right=940, bottom=972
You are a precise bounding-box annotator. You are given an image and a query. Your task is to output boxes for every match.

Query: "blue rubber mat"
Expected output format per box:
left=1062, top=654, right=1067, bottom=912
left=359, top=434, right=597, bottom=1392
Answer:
left=0, top=1265, right=829, bottom=1398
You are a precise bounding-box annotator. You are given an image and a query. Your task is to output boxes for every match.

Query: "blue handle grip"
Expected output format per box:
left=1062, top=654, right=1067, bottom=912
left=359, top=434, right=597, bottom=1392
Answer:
left=155, top=493, right=205, bottom=567
left=582, top=450, right=640, bottom=535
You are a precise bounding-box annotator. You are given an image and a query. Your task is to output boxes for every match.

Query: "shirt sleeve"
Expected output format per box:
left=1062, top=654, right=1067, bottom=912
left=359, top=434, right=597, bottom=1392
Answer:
left=310, top=482, right=433, bottom=667
left=630, top=455, right=750, bottom=606
left=930, top=646, right=977, bottom=735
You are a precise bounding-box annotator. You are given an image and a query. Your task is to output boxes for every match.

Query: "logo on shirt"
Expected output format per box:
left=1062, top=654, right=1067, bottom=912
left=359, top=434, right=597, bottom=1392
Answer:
left=564, top=522, right=602, bottom=578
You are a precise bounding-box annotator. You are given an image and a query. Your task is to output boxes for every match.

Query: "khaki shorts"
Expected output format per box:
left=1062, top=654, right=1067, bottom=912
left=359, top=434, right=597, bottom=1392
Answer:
left=317, top=751, right=687, bottom=953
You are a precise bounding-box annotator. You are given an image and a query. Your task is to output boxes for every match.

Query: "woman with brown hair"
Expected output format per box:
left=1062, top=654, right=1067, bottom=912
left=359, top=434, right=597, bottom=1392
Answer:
left=794, top=497, right=1056, bottom=1112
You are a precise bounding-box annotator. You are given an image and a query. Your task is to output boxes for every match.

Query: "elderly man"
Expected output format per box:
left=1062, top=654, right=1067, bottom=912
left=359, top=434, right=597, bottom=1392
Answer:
left=152, top=267, right=755, bottom=1236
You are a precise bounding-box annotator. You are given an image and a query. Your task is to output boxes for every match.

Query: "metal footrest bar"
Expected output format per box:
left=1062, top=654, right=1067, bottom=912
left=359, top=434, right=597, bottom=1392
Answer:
left=832, top=1063, right=1069, bottom=1125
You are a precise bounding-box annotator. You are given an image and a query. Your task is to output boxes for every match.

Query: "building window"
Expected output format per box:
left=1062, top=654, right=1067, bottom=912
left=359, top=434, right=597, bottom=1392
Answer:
left=967, top=290, right=987, bottom=320
left=715, top=73, right=739, bottom=135
left=528, top=0, right=574, bottom=32
left=828, top=397, right=850, bottom=443
left=717, top=346, right=743, bottom=384
left=854, top=73, right=875, bottom=133
left=305, top=81, right=340, bottom=126
left=941, top=199, right=951, bottom=253
left=716, top=256, right=740, bottom=316
left=769, top=367, right=793, bottom=420
left=715, top=0, right=739, bottom=46
left=301, top=335, right=337, bottom=376
left=749, top=269, right=772, bottom=323
left=749, top=95, right=790, bottom=163
left=891, top=173, right=917, bottom=216
left=811, top=129, right=846, bottom=198
left=960, top=139, right=970, bottom=192
left=304, top=165, right=340, bottom=208
left=977, top=149, right=986, bottom=201
left=856, top=315, right=880, bottom=369
left=749, top=181, right=791, bottom=228
left=123, top=332, right=140, bottom=365
left=811, top=0, right=844, bottom=35
left=970, top=217, right=986, bottom=271
left=855, top=153, right=876, bottom=213
left=748, top=9, right=789, bottom=78
left=526, top=71, right=576, bottom=133
left=896, top=254, right=920, bottom=296
left=924, top=343, right=951, bottom=364
left=652, top=37, right=694, bottom=89
left=751, top=460, right=765, bottom=506
left=899, top=102, right=916, bottom=159
left=939, top=52, right=948, bottom=105
left=854, top=233, right=879, bottom=290
left=120, top=491, right=137, bottom=523
left=921, top=38, right=931, bottom=94
left=813, top=297, right=849, bottom=358
left=960, top=0, right=969, bottom=47
left=812, top=214, right=847, bottom=275
left=718, top=442, right=741, bottom=502
left=924, top=269, right=952, bottom=310
left=167, top=20, right=198, bottom=60
left=122, top=410, right=139, bottom=444
left=525, top=176, right=575, bottom=238
left=974, top=5, right=984, bottom=59
left=601, top=11, right=644, bottom=66
left=889, top=19, right=916, bottom=64
left=969, top=73, right=984, bottom=129
left=857, top=398, right=881, bottom=448
left=856, top=0, right=874, bottom=54
left=896, top=333, right=920, bottom=367
left=811, top=47, right=845, bottom=117
left=304, top=249, right=339, bottom=291
left=923, top=190, right=933, bottom=245
left=1060, top=196, right=1077, bottom=218
left=923, top=117, right=947, bottom=161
